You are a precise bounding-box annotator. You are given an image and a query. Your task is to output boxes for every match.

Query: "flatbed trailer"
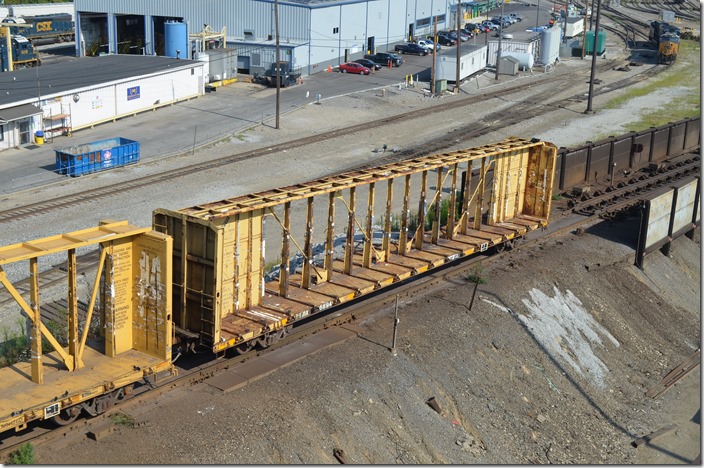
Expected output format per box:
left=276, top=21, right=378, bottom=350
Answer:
left=0, top=221, right=175, bottom=434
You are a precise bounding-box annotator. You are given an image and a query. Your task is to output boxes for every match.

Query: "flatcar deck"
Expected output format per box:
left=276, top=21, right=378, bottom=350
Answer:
left=153, top=138, right=557, bottom=353
left=0, top=345, right=169, bottom=433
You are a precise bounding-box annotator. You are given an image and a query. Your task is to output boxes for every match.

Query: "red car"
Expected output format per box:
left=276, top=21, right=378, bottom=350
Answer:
left=339, top=62, right=372, bottom=75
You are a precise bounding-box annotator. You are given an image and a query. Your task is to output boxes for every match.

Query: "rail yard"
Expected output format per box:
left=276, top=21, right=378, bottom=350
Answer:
left=0, top=1, right=700, bottom=464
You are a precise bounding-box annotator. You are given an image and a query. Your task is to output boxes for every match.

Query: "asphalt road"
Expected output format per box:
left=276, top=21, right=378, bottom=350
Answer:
left=0, top=0, right=557, bottom=195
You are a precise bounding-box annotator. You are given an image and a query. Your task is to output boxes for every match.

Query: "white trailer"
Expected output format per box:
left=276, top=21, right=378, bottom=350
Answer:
left=434, top=44, right=487, bottom=82
left=560, top=17, right=585, bottom=38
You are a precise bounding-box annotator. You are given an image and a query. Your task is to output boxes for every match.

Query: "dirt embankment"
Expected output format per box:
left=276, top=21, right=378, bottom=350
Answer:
left=35, top=217, right=701, bottom=464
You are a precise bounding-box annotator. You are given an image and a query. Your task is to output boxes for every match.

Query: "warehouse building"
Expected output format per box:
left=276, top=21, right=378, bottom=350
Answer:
left=0, top=54, right=204, bottom=151
left=72, top=0, right=500, bottom=77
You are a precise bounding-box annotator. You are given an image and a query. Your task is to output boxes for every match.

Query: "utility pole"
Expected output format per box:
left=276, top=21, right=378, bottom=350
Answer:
left=580, top=0, right=589, bottom=58
left=585, top=0, right=602, bottom=113
left=494, top=0, right=504, bottom=80
left=455, top=0, right=461, bottom=92
left=535, top=0, right=541, bottom=30
left=274, top=0, right=281, bottom=129
left=431, top=18, right=437, bottom=95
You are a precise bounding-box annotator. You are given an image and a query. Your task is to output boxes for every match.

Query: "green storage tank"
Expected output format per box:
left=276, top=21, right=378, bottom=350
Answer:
left=584, top=30, right=606, bottom=55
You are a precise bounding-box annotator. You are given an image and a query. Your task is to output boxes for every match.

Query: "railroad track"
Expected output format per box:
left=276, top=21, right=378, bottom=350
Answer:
left=0, top=56, right=661, bottom=226
left=2, top=164, right=668, bottom=455
left=565, top=155, right=701, bottom=217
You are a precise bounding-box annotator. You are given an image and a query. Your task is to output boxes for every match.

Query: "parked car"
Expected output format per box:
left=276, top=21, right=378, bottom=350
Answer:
left=501, top=15, right=518, bottom=24
left=394, top=42, right=430, bottom=55
left=363, top=52, right=403, bottom=66
left=472, top=23, right=491, bottom=33
left=416, top=38, right=440, bottom=51
left=448, top=29, right=472, bottom=41
left=491, top=17, right=511, bottom=27
left=436, top=32, right=458, bottom=46
left=481, top=20, right=499, bottom=31
left=508, top=13, right=524, bottom=22
left=463, top=23, right=483, bottom=34
left=353, top=58, right=382, bottom=71
left=339, top=62, right=372, bottom=74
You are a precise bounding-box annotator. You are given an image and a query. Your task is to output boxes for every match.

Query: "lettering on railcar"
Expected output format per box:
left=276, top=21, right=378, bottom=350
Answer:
left=44, top=403, right=60, bottom=418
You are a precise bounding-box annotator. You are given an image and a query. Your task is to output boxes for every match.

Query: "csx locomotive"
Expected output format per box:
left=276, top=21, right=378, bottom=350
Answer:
left=649, top=21, right=681, bottom=64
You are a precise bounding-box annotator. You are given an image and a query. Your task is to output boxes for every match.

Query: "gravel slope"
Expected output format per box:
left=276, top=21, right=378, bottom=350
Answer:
left=34, top=220, right=701, bottom=464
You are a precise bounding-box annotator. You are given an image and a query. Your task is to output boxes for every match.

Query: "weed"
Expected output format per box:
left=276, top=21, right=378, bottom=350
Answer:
left=7, top=443, right=35, bottom=465
left=466, top=267, right=488, bottom=285
left=111, top=412, right=136, bottom=428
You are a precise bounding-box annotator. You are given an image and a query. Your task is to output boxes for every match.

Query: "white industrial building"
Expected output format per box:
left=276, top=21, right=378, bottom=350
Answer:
left=71, top=0, right=500, bottom=77
left=0, top=55, right=204, bottom=151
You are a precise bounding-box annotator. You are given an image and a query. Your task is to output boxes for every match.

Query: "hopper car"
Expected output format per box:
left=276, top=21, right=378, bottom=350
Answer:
left=649, top=21, right=680, bottom=64
left=0, top=137, right=557, bottom=435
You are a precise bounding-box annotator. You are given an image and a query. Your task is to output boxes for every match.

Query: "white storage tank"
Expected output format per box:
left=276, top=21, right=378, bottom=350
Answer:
left=539, top=28, right=561, bottom=65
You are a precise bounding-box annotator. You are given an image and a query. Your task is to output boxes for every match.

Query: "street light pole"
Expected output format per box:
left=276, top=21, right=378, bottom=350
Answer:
left=536, top=0, right=541, bottom=30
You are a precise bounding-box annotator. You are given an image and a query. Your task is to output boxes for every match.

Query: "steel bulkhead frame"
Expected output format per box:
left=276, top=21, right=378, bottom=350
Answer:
left=159, top=138, right=557, bottom=352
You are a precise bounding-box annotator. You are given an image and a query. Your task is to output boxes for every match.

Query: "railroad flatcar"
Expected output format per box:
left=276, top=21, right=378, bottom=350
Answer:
left=649, top=21, right=681, bottom=64
left=0, top=138, right=558, bottom=435
left=4, top=14, right=75, bottom=44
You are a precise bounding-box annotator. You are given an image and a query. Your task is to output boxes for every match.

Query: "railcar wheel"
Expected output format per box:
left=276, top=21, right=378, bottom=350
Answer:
left=52, top=407, right=80, bottom=426
left=494, top=242, right=506, bottom=253
left=233, top=340, right=255, bottom=355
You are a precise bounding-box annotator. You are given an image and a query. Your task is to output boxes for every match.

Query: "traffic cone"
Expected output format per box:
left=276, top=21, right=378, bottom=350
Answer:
left=327, top=64, right=333, bottom=72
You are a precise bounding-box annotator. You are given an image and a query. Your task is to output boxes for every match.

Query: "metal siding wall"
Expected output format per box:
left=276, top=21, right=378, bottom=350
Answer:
left=310, top=7, right=344, bottom=65
left=71, top=84, right=117, bottom=127
left=76, top=0, right=311, bottom=43
left=115, top=68, right=200, bottom=115
left=340, top=3, right=368, bottom=53
left=365, top=1, right=390, bottom=47
left=389, top=0, right=408, bottom=43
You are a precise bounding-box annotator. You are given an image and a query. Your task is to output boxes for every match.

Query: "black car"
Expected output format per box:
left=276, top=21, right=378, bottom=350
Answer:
left=394, top=43, right=429, bottom=55
left=353, top=58, right=382, bottom=71
left=435, top=34, right=456, bottom=46
left=363, top=52, right=403, bottom=67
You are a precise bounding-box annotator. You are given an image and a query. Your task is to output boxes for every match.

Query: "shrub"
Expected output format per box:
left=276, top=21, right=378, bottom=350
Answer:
left=7, top=443, right=35, bottom=465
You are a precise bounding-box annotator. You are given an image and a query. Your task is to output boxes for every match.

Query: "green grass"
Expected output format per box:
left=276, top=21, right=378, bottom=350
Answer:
left=604, top=40, right=700, bottom=131
left=7, top=443, right=35, bottom=465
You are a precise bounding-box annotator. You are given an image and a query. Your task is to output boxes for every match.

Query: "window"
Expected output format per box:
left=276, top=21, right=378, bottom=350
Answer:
left=244, top=30, right=255, bottom=40
left=333, top=27, right=339, bottom=34
left=0, top=125, right=4, bottom=142
left=416, top=17, right=430, bottom=28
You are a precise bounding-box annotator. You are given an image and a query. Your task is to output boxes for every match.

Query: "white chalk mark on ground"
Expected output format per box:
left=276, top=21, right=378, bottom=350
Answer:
left=482, top=287, right=619, bottom=388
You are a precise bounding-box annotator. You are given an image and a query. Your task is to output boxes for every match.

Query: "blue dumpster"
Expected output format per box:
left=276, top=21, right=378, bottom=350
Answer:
left=55, top=137, right=140, bottom=177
